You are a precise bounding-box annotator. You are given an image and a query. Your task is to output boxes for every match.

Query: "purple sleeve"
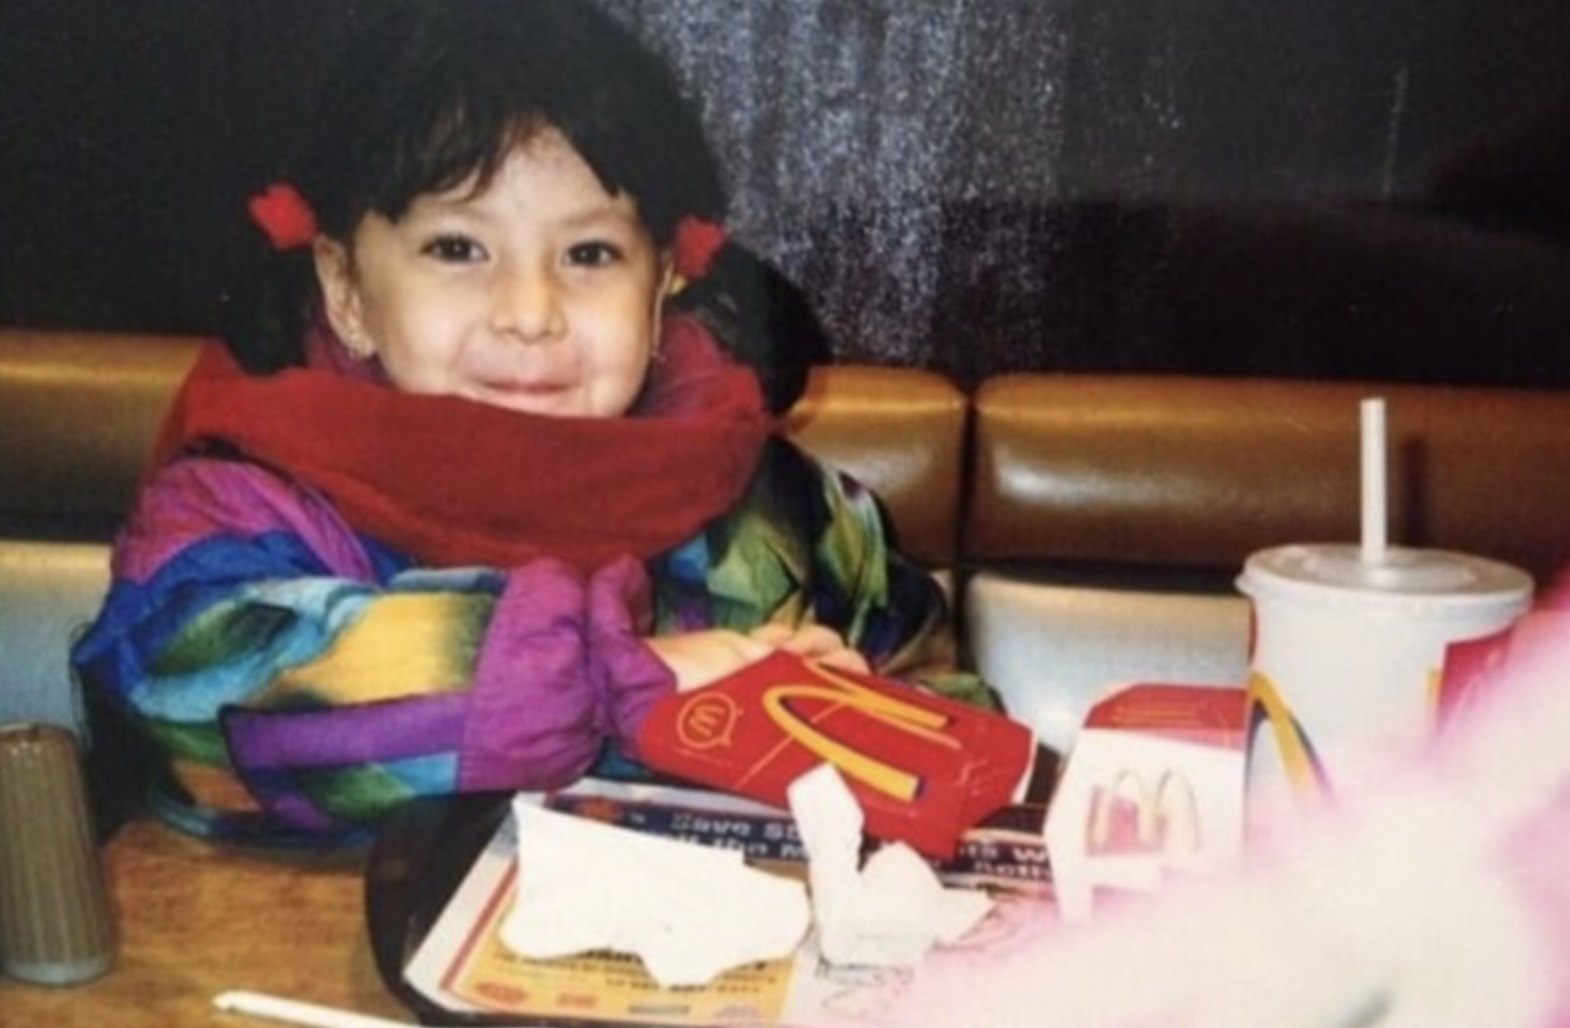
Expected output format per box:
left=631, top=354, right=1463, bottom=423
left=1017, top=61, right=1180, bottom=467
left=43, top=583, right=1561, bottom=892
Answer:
left=587, top=555, right=678, bottom=757
left=461, top=555, right=675, bottom=784
left=113, top=456, right=382, bottom=584
left=459, top=559, right=608, bottom=791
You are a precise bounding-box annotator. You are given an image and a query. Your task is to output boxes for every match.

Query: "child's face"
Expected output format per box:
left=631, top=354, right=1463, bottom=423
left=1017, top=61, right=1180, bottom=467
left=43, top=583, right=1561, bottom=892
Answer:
left=314, top=130, right=672, bottom=418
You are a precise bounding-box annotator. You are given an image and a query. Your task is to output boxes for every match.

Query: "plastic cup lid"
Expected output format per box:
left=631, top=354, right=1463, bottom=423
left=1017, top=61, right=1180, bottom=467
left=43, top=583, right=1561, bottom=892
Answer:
left=1238, top=543, right=1533, bottom=609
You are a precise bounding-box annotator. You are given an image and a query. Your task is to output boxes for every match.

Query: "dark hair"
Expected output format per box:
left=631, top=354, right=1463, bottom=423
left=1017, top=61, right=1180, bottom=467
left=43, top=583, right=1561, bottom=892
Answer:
left=305, top=0, right=723, bottom=244
left=226, top=0, right=725, bottom=373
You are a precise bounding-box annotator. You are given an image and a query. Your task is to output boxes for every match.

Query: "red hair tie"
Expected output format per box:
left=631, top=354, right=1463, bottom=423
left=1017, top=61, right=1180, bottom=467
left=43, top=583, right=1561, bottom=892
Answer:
left=248, top=183, right=318, bottom=251
left=672, top=217, right=727, bottom=283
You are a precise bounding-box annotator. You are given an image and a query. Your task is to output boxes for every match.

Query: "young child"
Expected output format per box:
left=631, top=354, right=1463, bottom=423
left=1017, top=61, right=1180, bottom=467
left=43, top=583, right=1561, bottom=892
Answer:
left=71, top=0, right=974, bottom=845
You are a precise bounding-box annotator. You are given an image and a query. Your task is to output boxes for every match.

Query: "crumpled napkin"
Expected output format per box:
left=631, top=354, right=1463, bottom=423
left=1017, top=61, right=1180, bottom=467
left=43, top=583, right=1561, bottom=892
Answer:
left=787, top=763, right=994, bottom=967
left=500, top=796, right=810, bottom=988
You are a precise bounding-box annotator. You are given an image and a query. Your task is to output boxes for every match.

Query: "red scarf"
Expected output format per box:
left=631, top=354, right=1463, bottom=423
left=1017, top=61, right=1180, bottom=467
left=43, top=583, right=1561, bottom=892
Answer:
left=155, top=314, right=772, bottom=570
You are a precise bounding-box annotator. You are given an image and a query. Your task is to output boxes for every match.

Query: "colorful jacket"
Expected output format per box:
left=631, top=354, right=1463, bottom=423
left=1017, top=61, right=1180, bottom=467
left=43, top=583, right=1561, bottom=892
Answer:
left=71, top=437, right=968, bottom=845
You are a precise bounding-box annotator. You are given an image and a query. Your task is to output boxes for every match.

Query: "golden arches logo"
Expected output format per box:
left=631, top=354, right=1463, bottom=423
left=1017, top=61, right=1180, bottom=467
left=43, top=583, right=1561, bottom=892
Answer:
left=760, top=663, right=960, bottom=801
left=1246, top=671, right=1331, bottom=799
left=1085, top=769, right=1202, bottom=855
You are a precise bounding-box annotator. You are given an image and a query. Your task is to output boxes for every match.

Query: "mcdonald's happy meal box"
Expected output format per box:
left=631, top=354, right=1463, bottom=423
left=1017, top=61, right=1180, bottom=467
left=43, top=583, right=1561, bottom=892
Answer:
left=1044, top=684, right=1248, bottom=922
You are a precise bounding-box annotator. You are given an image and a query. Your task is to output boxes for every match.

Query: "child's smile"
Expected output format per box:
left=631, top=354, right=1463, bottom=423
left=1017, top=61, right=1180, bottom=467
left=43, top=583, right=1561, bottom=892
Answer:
left=315, top=128, right=672, bottom=418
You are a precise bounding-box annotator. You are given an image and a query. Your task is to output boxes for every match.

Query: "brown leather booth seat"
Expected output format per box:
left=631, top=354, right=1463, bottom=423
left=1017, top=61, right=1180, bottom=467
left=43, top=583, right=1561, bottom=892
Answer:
left=1, top=330, right=200, bottom=541
left=5, top=327, right=1570, bottom=751
left=969, top=373, right=1570, bottom=582
left=781, top=364, right=966, bottom=569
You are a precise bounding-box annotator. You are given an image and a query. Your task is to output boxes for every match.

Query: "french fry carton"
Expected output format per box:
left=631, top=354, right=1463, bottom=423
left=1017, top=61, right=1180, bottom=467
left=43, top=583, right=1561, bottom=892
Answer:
left=639, top=651, right=1037, bottom=858
left=1044, top=683, right=1247, bottom=922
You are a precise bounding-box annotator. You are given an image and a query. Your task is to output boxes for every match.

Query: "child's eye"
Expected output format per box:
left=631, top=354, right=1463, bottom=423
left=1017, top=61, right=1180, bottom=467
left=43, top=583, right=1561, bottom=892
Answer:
left=421, top=234, right=486, bottom=263
left=565, top=241, right=622, bottom=268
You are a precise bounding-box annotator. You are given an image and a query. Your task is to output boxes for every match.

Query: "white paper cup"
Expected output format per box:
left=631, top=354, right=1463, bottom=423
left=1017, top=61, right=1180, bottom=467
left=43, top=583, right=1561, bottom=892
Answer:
left=1237, top=543, right=1531, bottom=812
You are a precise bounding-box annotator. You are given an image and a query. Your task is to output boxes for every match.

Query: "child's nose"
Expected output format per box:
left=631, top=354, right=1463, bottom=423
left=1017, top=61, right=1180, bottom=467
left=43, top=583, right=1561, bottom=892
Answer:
left=491, top=266, right=565, bottom=342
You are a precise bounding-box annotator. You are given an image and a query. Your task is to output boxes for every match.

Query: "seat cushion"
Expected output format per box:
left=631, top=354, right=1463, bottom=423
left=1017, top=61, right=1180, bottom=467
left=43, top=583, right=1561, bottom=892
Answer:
left=965, top=569, right=1250, bottom=752
left=0, top=541, right=113, bottom=731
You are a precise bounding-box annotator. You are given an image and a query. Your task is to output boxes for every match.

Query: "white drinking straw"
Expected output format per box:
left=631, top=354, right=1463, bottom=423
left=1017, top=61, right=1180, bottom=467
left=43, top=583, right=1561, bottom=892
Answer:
left=215, top=990, right=537, bottom=1028
left=1360, top=397, right=1387, bottom=565
left=214, top=991, right=416, bottom=1028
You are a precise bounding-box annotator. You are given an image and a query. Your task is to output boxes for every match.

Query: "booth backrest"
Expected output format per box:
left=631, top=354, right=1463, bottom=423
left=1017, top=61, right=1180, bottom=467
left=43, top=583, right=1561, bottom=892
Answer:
left=969, top=373, right=1570, bottom=579
left=1, top=330, right=199, bottom=541
left=780, top=363, right=966, bottom=569
left=4, top=327, right=1569, bottom=751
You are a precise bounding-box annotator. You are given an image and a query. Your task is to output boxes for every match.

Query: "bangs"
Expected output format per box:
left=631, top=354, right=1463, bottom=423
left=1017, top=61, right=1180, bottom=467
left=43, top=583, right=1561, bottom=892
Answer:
left=338, top=25, right=630, bottom=228
left=303, top=0, right=719, bottom=246
left=373, top=107, right=555, bottom=216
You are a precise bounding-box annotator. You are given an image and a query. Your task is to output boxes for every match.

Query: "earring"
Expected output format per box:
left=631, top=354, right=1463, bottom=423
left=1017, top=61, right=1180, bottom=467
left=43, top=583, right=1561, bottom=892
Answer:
left=343, top=332, right=372, bottom=362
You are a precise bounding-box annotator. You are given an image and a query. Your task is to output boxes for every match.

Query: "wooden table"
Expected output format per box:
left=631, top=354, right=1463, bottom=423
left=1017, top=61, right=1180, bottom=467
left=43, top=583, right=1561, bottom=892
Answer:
left=0, top=816, right=415, bottom=1026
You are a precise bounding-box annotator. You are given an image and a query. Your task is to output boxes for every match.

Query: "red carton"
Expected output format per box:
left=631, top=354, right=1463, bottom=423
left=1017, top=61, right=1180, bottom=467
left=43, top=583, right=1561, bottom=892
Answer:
left=638, top=651, right=1036, bottom=858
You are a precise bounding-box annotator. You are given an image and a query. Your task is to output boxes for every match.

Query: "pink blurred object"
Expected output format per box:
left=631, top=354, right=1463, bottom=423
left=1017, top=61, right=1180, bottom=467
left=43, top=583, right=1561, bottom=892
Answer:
left=871, top=604, right=1570, bottom=1028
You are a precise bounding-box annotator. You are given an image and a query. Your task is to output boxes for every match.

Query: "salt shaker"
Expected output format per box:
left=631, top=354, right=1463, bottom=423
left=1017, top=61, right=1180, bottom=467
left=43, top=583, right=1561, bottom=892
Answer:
left=0, top=722, right=116, bottom=985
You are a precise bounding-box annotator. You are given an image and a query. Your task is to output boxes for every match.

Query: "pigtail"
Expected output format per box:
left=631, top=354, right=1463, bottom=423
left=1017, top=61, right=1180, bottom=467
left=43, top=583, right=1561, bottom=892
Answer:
left=218, top=183, right=321, bottom=374
left=672, top=241, right=833, bottom=415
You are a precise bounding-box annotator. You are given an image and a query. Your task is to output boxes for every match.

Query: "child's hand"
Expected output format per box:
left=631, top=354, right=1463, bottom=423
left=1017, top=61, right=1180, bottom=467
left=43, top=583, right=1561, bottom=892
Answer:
left=646, top=630, right=773, bottom=693
left=745, top=623, right=870, bottom=674
left=647, top=625, right=868, bottom=693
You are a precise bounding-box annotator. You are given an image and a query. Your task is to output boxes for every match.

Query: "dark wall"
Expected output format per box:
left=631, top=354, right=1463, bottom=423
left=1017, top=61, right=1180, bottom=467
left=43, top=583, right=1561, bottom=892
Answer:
left=3, top=0, right=1567, bottom=386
